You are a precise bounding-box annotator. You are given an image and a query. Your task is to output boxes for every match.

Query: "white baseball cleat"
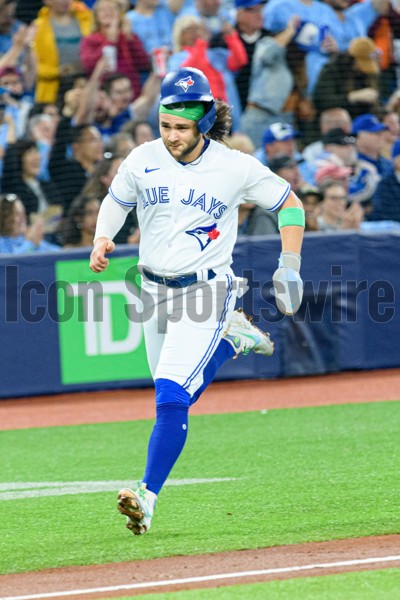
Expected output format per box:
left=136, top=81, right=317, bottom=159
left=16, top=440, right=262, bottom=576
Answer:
left=223, top=308, right=274, bottom=358
left=117, top=485, right=157, bottom=535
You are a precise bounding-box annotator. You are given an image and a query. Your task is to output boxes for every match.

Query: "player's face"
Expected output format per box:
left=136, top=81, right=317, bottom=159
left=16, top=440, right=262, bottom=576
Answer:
left=159, top=113, right=203, bottom=163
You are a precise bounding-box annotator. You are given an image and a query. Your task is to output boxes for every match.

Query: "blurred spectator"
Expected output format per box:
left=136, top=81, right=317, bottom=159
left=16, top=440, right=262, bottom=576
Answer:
left=226, top=130, right=255, bottom=154
left=317, top=179, right=364, bottom=231
left=0, top=104, right=15, bottom=178
left=302, top=107, right=352, bottom=164
left=297, top=182, right=322, bottom=231
left=93, top=87, right=113, bottom=139
left=262, top=0, right=336, bottom=97
left=381, top=109, right=400, bottom=159
left=81, top=152, right=139, bottom=243
left=178, top=0, right=231, bottom=37
left=285, top=33, right=315, bottom=145
left=353, top=112, right=392, bottom=175
left=254, top=122, right=314, bottom=183
left=315, top=160, right=352, bottom=188
left=234, top=0, right=271, bottom=111
left=264, top=0, right=392, bottom=95
left=86, top=60, right=161, bottom=142
left=121, top=118, right=155, bottom=145
left=82, top=150, right=122, bottom=196
left=0, top=0, right=23, bottom=55
left=33, top=0, right=93, bottom=103
left=309, top=127, right=357, bottom=183
left=313, top=37, right=382, bottom=119
left=102, top=71, right=161, bottom=131
left=368, top=0, right=400, bottom=99
left=27, top=112, right=59, bottom=182
left=312, top=113, right=392, bottom=206
left=370, top=138, right=400, bottom=222
left=321, top=0, right=394, bottom=62
left=228, top=130, right=280, bottom=235
left=168, top=15, right=247, bottom=131
left=80, top=0, right=151, bottom=99
left=61, top=192, right=100, bottom=247
left=238, top=200, right=280, bottom=235
left=239, top=15, right=298, bottom=147
left=0, top=19, right=37, bottom=89
left=1, top=139, right=62, bottom=217
left=29, top=101, right=61, bottom=120
left=49, top=121, right=104, bottom=210
left=268, top=153, right=303, bottom=194
left=0, top=66, right=33, bottom=138
left=254, top=122, right=299, bottom=165
left=126, top=0, right=178, bottom=54
left=0, top=192, right=60, bottom=253
left=106, top=130, right=135, bottom=156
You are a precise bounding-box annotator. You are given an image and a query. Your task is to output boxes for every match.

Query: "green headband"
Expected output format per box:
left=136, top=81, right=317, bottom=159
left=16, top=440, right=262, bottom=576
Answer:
left=159, top=101, right=205, bottom=121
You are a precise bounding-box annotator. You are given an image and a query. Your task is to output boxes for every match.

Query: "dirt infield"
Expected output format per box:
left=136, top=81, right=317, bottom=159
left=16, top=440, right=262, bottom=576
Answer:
left=1, top=535, right=400, bottom=599
left=1, top=369, right=400, bottom=599
left=1, top=368, right=400, bottom=430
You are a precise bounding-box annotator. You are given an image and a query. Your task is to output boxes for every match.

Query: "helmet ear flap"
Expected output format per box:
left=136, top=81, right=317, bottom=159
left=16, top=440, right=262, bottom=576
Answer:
left=197, top=102, right=217, bottom=134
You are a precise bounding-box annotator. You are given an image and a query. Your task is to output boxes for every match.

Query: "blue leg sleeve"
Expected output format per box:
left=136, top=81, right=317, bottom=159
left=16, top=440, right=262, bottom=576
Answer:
left=190, top=338, right=235, bottom=405
left=143, top=379, right=190, bottom=495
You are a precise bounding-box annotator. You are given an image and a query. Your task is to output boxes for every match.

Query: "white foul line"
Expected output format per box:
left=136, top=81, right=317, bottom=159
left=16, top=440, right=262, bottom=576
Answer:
left=0, top=479, right=235, bottom=501
left=2, top=555, right=400, bottom=600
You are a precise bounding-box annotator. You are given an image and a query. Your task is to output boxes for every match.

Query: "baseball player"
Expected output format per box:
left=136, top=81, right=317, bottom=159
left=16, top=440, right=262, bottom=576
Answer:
left=90, top=67, right=305, bottom=535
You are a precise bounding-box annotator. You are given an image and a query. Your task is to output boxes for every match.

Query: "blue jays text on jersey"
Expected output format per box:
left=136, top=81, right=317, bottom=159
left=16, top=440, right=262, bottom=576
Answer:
left=140, top=186, right=227, bottom=219
left=100, top=138, right=290, bottom=274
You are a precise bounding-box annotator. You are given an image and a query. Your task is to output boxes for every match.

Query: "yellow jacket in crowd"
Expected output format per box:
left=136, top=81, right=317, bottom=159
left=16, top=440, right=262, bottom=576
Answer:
left=33, top=1, right=93, bottom=104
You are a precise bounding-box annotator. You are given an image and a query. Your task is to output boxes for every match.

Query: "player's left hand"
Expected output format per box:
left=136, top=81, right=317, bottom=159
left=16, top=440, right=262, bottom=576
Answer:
left=90, top=237, right=115, bottom=273
left=272, top=252, right=303, bottom=315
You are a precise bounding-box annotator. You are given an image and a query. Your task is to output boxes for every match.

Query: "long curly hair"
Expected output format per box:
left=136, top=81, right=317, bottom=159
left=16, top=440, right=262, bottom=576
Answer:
left=207, top=100, right=232, bottom=142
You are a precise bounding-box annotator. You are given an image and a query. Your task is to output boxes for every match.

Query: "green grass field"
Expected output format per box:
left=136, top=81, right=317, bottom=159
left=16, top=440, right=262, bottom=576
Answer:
left=1, top=401, right=399, bottom=577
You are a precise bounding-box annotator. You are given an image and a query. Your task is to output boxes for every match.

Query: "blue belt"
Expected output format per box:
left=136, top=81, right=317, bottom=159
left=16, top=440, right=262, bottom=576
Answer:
left=142, top=268, right=217, bottom=288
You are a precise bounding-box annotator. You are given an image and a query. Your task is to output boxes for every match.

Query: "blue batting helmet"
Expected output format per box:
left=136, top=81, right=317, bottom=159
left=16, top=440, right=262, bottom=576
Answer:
left=159, top=67, right=217, bottom=134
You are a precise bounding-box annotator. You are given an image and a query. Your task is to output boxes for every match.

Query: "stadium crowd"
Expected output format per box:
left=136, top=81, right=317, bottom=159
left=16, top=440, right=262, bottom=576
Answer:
left=0, top=0, right=400, bottom=253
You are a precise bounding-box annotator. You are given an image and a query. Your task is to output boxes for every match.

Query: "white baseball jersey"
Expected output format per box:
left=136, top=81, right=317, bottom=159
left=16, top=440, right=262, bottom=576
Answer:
left=97, top=137, right=290, bottom=275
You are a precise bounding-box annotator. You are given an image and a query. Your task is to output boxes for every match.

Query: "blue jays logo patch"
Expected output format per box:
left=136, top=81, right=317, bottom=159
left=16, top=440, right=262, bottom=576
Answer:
left=175, top=76, right=195, bottom=93
left=186, top=223, right=220, bottom=251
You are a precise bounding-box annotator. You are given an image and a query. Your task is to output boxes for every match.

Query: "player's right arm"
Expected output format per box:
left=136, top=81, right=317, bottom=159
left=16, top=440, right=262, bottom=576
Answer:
left=89, top=193, right=133, bottom=272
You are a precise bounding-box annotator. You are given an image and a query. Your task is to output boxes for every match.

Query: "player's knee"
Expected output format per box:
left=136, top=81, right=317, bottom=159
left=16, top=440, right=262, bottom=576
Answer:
left=155, top=378, right=191, bottom=408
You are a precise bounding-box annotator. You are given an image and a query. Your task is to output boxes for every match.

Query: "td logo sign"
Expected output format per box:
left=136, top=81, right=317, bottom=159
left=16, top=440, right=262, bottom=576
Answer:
left=56, top=257, right=151, bottom=385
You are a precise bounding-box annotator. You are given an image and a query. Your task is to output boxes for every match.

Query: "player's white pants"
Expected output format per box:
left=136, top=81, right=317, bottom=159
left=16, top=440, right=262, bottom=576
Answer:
left=141, top=272, right=238, bottom=397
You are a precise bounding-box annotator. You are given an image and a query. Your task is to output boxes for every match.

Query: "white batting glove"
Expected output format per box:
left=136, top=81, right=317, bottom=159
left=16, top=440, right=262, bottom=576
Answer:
left=272, top=251, right=303, bottom=315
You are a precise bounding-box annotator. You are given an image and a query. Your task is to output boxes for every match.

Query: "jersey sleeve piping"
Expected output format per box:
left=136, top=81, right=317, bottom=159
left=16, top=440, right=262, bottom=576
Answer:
left=109, top=185, right=137, bottom=208
left=269, top=184, right=291, bottom=212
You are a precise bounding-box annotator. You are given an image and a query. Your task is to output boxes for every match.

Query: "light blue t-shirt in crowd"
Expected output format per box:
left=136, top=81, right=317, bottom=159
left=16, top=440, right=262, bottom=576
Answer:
left=263, top=0, right=378, bottom=94
left=126, top=6, right=176, bottom=53
left=0, top=236, right=61, bottom=254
